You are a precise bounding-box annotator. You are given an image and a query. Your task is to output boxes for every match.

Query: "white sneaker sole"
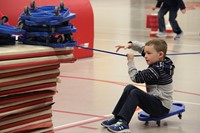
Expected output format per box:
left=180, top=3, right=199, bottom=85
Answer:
left=156, top=35, right=167, bottom=38
left=107, top=128, right=131, bottom=133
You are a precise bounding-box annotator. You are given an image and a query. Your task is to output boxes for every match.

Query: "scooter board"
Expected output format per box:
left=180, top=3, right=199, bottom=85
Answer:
left=0, top=36, right=16, bottom=44
left=22, top=23, right=73, bottom=32
left=138, top=102, right=185, bottom=126
left=23, top=13, right=75, bottom=26
left=20, top=39, right=77, bottom=48
left=20, top=12, right=73, bottom=23
left=19, top=5, right=76, bottom=26
left=20, top=6, right=70, bottom=22
left=0, top=24, right=25, bottom=35
left=29, top=6, right=70, bottom=18
left=34, top=6, right=71, bottom=18
left=25, top=26, right=76, bottom=37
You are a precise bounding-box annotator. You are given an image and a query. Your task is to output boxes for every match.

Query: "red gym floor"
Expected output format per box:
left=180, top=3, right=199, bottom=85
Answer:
left=52, top=0, right=200, bottom=133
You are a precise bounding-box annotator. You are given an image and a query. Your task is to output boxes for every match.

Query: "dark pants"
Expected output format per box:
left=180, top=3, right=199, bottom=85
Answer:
left=112, top=84, right=169, bottom=124
left=158, top=5, right=182, bottom=34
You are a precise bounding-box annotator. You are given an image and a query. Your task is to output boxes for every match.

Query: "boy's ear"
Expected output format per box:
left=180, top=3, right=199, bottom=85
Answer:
left=159, top=51, right=164, bottom=58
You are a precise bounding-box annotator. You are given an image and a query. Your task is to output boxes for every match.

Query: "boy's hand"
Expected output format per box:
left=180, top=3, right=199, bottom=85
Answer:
left=115, top=43, right=132, bottom=52
left=181, top=9, right=186, bottom=14
left=152, top=7, right=158, bottom=11
left=127, top=53, right=134, bottom=61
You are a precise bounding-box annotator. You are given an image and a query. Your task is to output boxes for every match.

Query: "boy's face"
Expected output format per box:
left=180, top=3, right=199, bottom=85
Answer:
left=144, top=45, right=164, bottom=65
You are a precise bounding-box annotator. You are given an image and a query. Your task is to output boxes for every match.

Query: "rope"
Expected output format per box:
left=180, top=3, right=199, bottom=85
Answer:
left=75, top=45, right=200, bottom=57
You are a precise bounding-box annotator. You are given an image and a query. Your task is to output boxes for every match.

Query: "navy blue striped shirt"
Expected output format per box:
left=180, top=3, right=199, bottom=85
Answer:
left=129, top=57, right=175, bottom=85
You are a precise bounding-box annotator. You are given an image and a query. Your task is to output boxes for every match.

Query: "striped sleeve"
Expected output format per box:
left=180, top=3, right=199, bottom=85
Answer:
left=128, top=61, right=159, bottom=83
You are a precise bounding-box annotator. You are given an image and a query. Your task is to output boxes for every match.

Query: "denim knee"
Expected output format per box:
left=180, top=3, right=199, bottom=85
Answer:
left=124, top=84, right=138, bottom=93
left=129, top=88, right=140, bottom=96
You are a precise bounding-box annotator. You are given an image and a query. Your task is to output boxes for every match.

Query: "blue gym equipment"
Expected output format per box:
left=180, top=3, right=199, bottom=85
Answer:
left=17, top=0, right=77, bottom=48
left=0, top=16, right=25, bottom=44
left=138, top=102, right=185, bottom=127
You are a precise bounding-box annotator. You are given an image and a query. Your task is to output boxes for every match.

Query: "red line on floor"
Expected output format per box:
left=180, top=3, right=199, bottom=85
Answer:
left=79, top=125, right=98, bottom=130
left=59, top=75, right=200, bottom=96
left=59, top=75, right=144, bottom=87
left=53, top=109, right=106, bottom=118
left=174, top=90, right=200, bottom=96
left=54, top=117, right=106, bottom=132
left=54, top=108, right=141, bottom=132
left=53, top=107, right=141, bottom=117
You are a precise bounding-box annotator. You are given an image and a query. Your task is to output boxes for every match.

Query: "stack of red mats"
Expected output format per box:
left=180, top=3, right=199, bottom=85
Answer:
left=0, top=44, right=76, bottom=133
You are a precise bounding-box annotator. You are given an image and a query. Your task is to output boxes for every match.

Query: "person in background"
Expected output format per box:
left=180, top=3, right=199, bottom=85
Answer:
left=101, top=39, right=175, bottom=133
left=152, top=0, right=186, bottom=40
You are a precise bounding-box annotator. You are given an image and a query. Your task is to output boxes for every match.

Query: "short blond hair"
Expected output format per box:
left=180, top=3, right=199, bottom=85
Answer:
left=145, top=39, right=167, bottom=57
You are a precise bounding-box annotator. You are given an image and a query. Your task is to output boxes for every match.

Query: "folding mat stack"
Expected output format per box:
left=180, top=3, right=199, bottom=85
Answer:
left=0, top=44, right=76, bottom=132
left=0, top=1, right=78, bottom=132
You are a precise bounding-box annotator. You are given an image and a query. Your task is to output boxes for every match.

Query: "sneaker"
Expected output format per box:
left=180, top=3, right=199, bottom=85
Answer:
left=101, top=117, right=119, bottom=128
left=156, top=31, right=167, bottom=38
left=174, top=32, right=183, bottom=40
left=107, top=119, right=131, bottom=133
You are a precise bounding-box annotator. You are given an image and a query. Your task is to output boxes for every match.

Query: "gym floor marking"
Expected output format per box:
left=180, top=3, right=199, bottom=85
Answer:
left=53, top=76, right=199, bottom=131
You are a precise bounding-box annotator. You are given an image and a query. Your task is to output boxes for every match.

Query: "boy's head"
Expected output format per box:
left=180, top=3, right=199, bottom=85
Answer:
left=144, top=39, right=167, bottom=65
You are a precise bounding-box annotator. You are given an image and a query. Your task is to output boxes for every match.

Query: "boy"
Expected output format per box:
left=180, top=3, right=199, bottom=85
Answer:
left=152, top=0, right=186, bottom=40
left=101, top=39, right=175, bottom=133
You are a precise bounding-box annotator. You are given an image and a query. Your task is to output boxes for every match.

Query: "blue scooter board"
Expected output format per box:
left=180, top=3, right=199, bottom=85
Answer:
left=0, top=19, right=25, bottom=44
left=0, top=24, right=25, bottom=35
left=17, top=0, right=77, bottom=48
left=23, top=13, right=75, bottom=26
left=0, top=36, right=16, bottom=44
left=29, top=6, right=70, bottom=19
left=138, top=102, right=185, bottom=126
left=22, top=23, right=74, bottom=32
left=19, top=5, right=76, bottom=26
left=25, top=25, right=76, bottom=37
left=19, top=6, right=70, bottom=21
left=21, top=40, right=77, bottom=48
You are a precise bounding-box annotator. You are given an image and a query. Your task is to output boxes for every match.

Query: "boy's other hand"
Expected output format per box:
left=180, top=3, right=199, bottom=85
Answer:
left=127, top=53, right=134, bottom=61
left=115, top=44, right=131, bottom=52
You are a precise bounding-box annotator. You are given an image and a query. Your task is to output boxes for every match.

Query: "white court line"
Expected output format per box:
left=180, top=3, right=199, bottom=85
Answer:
left=54, top=114, right=112, bottom=130
left=54, top=101, right=200, bottom=131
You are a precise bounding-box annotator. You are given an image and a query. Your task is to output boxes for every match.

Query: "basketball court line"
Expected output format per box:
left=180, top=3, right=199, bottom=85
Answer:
left=53, top=99, right=200, bottom=132
left=59, top=75, right=200, bottom=96
left=53, top=76, right=199, bottom=131
left=53, top=114, right=111, bottom=131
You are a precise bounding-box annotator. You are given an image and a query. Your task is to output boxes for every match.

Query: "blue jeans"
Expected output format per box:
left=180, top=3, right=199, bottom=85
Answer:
left=112, top=84, right=169, bottom=124
left=158, top=5, right=182, bottom=34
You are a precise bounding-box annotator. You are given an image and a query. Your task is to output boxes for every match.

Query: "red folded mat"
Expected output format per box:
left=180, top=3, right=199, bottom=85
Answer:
left=0, top=101, right=54, bottom=133
left=0, top=54, right=76, bottom=70
left=0, top=104, right=52, bottom=122
left=0, top=116, right=53, bottom=132
left=0, top=64, right=60, bottom=78
left=0, top=97, right=54, bottom=118
left=0, top=69, right=60, bottom=87
left=0, top=90, right=56, bottom=105
left=0, top=82, right=57, bottom=97
left=0, top=44, right=73, bottom=61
